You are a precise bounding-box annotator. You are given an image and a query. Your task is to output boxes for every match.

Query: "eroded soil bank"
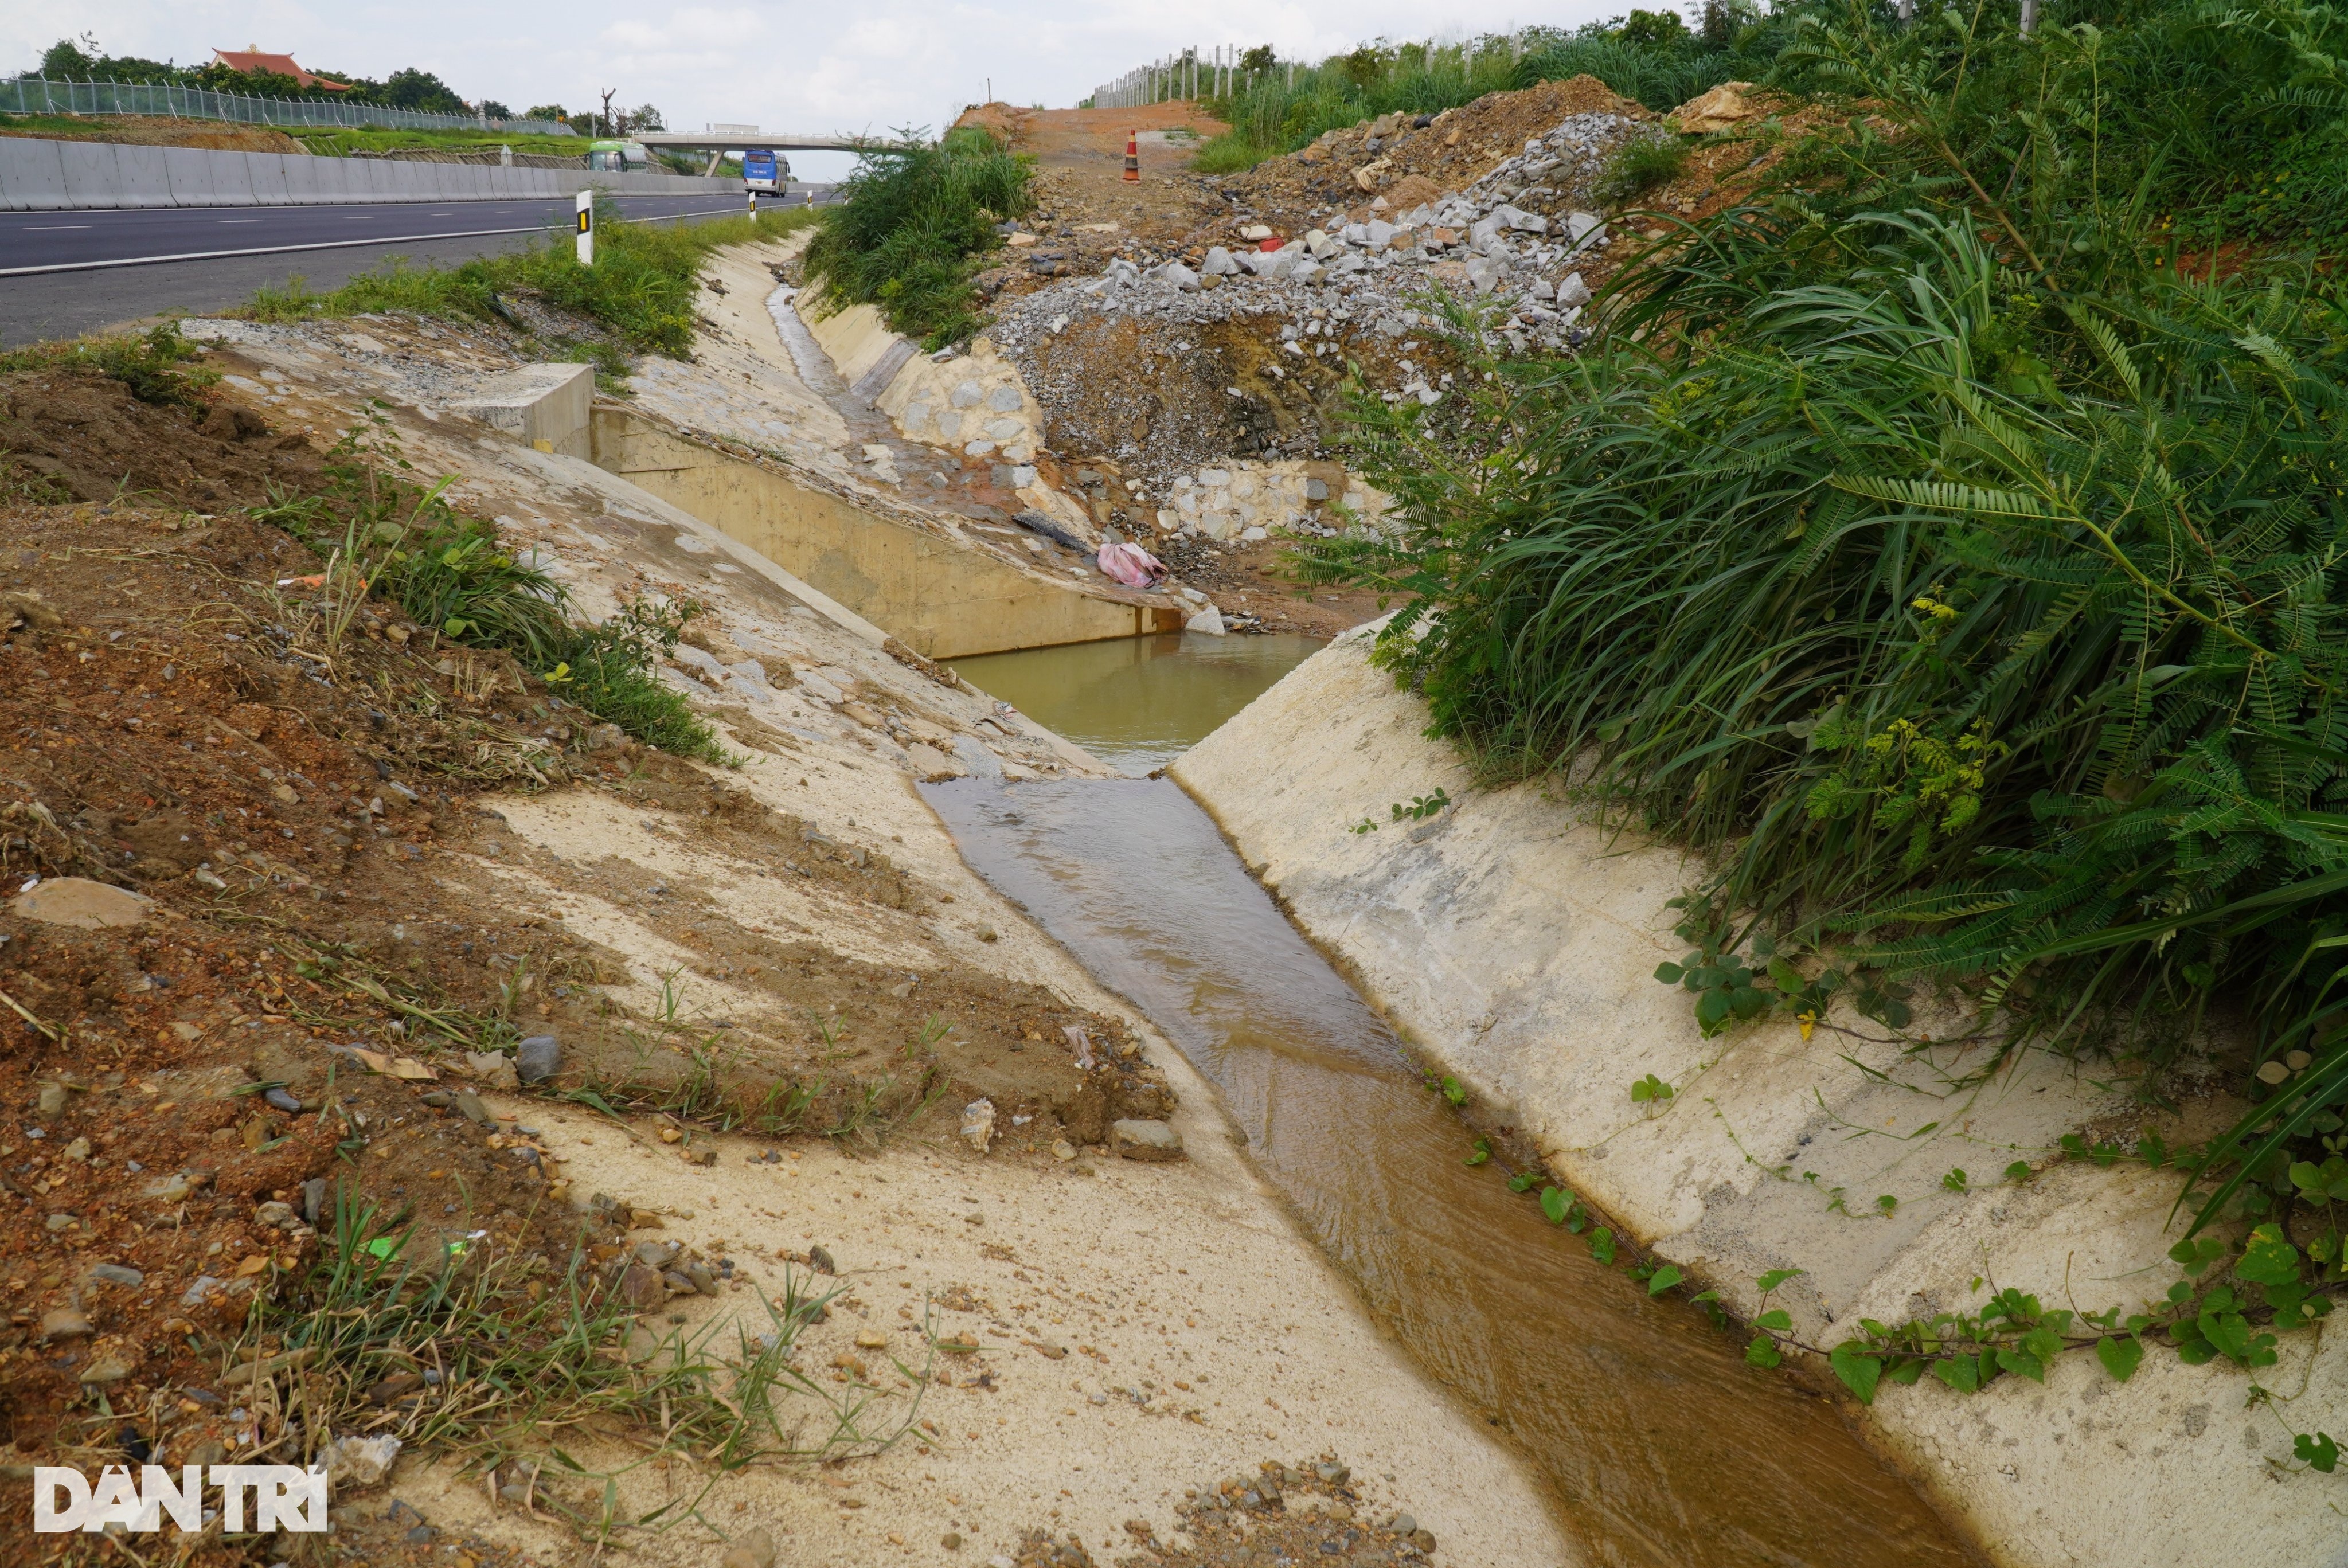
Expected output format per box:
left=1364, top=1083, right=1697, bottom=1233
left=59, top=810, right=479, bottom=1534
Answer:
left=0, top=257, right=1561, bottom=1565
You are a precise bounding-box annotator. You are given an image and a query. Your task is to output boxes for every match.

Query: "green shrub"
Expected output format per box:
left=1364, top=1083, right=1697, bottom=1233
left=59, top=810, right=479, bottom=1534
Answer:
left=1303, top=0, right=2348, bottom=1228
left=1191, top=18, right=1787, bottom=173
left=1595, top=133, right=1693, bottom=204
left=800, top=127, right=1033, bottom=349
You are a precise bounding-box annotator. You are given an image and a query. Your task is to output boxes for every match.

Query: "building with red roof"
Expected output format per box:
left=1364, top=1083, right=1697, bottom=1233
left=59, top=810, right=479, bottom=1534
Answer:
left=210, top=46, right=350, bottom=91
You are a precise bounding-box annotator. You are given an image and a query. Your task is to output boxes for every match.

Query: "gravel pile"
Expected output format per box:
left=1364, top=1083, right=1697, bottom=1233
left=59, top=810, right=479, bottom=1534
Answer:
left=981, top=106, right=1659, bottom=490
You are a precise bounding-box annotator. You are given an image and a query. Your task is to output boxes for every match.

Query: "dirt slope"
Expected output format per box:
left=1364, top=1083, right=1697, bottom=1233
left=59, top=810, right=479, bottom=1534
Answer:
left=0, top=287, right=1569, bottom=1564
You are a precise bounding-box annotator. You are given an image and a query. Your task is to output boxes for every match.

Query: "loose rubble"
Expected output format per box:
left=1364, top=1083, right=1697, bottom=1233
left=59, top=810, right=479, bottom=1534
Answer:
left=970, top=93, right=1659, bottom=511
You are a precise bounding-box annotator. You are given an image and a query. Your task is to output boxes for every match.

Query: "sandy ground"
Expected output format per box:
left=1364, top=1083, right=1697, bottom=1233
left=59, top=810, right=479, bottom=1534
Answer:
left=372, top=1080, right=1569, bottom=1567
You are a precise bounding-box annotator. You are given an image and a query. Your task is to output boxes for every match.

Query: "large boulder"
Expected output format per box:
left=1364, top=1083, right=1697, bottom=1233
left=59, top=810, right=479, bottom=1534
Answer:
left=1672, top=81, right=1761, bottom=135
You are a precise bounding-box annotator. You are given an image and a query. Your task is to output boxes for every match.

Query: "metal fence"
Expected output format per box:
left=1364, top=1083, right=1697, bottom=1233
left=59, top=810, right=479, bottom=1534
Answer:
left=1089, top=47, right=1296, bottom=110
left=0, top=77, right=575, bottom=136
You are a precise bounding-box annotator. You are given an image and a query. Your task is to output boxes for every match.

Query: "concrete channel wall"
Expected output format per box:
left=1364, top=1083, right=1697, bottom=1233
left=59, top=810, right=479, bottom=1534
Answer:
left=1173, top=623, right=2348, bottom=1568
left=0, top=135, right=739, bottom=210
left=588, top=409, right=1182, bottom=660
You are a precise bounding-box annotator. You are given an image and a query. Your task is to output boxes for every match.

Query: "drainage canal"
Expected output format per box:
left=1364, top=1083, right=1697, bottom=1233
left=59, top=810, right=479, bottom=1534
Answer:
left=923, top=650, right=1981, bottom=1567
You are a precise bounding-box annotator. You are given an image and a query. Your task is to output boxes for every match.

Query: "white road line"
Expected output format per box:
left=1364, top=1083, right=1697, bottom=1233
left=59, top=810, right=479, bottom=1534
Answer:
left=25, top=225, right=91, bottom=232
left=0, top=208, right=749, bottom=277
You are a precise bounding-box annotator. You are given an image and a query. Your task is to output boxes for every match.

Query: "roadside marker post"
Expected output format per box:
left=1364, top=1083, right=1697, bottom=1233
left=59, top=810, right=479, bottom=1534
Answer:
left=575, top=190, right=593, bottom=266
left=1123, top=131, right=1139, bottom=181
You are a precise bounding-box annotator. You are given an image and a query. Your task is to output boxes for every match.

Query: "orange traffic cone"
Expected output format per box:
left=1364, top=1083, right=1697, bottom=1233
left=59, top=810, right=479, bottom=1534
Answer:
left=1123, top=131, right=1139, bottom=181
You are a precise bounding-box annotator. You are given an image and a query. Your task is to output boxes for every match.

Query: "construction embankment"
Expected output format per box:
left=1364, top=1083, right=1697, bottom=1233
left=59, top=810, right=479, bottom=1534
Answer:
left=1173, top=623, right=2348, bottom=1568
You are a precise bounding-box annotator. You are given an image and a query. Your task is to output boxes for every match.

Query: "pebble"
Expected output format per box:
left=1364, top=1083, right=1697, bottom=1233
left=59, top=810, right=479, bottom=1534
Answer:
left=87, top=1263, right=144, bottom=1288
left=620, top=1263, right=668, bottom=1312
left=719, top=1526, right=778, bottom=1568
left=44, top=1213, right=79, bottom=1234
left=37, top=1082, right=67, bottom=1117
left=516, top=1033, right=561, bottom=1084
left=62, top=1137, right=89, bottom=1162
left=301, top=1176, right=327, bottom=1225
left=263, top=1088, right=303, bottom=1114
left=38, top=1308, right=91, bottom=1340
left=1109, top=1119, right=1184, bottom=1160
left=454, top=1089, right=496, bottom=1128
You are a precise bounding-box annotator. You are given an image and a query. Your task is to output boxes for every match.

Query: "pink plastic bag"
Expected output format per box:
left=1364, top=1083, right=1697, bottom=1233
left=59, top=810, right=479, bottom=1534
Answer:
left=1096, top=539, right=1166, bottom=588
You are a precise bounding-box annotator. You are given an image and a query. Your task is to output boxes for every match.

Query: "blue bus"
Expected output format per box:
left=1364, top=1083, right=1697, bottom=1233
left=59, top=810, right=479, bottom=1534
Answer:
left=742, top=148, right=786, bottom=194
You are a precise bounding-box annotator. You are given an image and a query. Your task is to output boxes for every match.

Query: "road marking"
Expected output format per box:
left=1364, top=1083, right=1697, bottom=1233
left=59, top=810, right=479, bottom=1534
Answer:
left=25, top=225, right=91, bottom=231
left=219, top=219, right=261, bottom=224
left=0, top=208, right=752, bottom=277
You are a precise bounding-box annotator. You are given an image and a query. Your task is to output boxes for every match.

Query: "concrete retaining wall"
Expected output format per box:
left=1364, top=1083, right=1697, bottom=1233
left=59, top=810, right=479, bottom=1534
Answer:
left=0, top=135, right=739, bottom=211
left=1172, top=623, right=2348, bottom=1568
left=589, top=408, right=1182, bottom=660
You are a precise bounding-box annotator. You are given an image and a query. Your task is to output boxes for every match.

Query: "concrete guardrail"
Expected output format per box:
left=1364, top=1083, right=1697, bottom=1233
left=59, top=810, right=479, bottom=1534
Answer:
left=0, top=135, right=741, bottom=212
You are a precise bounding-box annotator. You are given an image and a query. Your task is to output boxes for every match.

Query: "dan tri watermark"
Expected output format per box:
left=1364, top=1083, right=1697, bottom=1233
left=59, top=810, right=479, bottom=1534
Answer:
left=32, top=1465, right=329, bottom=1532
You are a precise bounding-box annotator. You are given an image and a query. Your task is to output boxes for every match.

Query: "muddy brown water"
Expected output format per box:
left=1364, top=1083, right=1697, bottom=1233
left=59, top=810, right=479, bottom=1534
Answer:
left=923, top=655, right=1982, bottom=1567
left=950, top=632, right=1326, bottom=775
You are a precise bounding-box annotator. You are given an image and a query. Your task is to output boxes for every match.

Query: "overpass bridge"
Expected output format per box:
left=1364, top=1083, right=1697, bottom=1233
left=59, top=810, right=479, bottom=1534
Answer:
left=636, top=133, right=907, bottom=154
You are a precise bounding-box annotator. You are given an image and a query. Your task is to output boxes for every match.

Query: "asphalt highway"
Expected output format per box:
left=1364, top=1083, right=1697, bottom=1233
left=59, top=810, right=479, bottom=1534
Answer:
left=0, top=187, right=832, bottom=347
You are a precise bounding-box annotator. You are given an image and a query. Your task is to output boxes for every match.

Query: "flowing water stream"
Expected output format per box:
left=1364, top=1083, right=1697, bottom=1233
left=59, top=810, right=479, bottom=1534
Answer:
left=935, top=642, right=1982, bottom=1567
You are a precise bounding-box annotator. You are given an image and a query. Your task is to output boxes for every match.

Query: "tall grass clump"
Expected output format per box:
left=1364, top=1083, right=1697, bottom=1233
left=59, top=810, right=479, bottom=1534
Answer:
left=1307, top=0, right=2348, bottom=1229
left=261, top=407, right=728, bottom=762
left=244, top=204, right=818, bottom=359
left=0, top=321, right=220, bottom=408
left=800, top=127, right=1033, bottom=349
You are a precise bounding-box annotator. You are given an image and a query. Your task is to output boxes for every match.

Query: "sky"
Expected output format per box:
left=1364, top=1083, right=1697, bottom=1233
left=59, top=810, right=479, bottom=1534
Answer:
left=6, top=1, right=1627, bottom=181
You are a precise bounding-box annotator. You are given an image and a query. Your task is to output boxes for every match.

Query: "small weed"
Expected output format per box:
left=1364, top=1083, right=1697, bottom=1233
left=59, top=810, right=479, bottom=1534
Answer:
left=1630, top=1073, right=1674, bottom=1105
left=1941, top=1168, right=1970, bottom=1194
left=1596, top=132, right=1693, bottom=205
left=1389, top=787, right=1450, bottom=823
